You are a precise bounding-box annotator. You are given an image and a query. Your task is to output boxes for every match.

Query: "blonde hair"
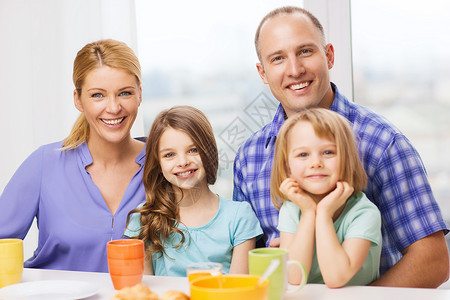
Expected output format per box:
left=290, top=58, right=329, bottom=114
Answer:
left=61, top=39, right=141, bottom=150
left=127, top=105, right=218, bottom=258
left=271, top=108, right=367, bottom=209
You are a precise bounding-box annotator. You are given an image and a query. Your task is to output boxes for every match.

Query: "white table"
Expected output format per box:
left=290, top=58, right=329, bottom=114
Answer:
left=16, top=268, right=450, bottom=299
left=20, top=268, right=189, bottom=299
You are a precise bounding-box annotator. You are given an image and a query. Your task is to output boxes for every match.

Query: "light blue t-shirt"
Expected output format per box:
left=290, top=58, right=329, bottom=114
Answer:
left=125, top=195, right=263, bottom=276
left=278, top=192, right=382, bottom=285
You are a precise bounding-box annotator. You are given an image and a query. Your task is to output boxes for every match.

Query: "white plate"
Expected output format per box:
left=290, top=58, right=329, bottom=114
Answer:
left=0, top=280, right=99, bottom=300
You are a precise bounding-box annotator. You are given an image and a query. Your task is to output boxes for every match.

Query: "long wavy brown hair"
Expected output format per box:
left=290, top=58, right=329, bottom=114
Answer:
left=128, top=105, right=218, bottom=258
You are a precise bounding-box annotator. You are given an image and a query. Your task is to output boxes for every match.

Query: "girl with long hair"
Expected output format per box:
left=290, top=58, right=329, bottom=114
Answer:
left=125, top=105, right=262, bottom=276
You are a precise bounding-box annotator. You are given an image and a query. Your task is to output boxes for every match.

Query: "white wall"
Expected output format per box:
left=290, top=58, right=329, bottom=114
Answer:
left=0, top=0, right=349, bottom=261
left=0, top=0, right=143, bottom=259
left=304, top=0, right=353, bottom=99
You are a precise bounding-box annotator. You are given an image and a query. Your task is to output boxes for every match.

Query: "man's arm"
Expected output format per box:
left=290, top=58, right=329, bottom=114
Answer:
left=370, top=231, right=449, bottom=288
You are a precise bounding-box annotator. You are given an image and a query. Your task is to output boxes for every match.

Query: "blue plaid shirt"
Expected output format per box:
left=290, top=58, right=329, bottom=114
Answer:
left=233, top=83, right=448, bottom=275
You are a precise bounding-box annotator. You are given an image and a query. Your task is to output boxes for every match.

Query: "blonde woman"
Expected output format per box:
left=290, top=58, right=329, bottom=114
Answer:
left=0, top=39, right=145, bottom=272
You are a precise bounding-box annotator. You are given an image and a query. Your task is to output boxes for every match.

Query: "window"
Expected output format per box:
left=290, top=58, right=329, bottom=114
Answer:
left=351, top=0, right=450, bottom=235
left=135, top=0, right=303, bottom=198
left=136, top=1, right=450, bottom=237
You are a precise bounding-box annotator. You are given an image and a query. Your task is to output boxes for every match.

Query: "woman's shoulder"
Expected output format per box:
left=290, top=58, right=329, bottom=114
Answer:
left=25, top=140, right=67, bottom=161
left=24, top=140, right=93, bottom=171
left=37, top=140, right=64, bottom=150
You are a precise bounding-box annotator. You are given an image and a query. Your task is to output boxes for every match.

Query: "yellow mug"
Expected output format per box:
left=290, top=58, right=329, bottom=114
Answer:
left=190, top=275, right=269, bottom=300
left=0, top=239, right=24, bottom=288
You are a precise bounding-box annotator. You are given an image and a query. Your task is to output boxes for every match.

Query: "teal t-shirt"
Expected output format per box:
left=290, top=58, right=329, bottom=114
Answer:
left=278, top=192, right=382, bottom=285
left=125, top=195, right=263, bottom=276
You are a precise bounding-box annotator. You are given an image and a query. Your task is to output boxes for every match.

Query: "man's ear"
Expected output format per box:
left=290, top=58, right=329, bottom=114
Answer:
left=256, top=62, right=269, bottom=84
left=74, top=89, right=84, bottom=112
left=325, top=43, right=335, bottom=69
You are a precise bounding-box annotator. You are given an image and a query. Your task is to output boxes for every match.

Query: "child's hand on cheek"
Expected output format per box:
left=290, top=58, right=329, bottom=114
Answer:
left=280, top=178, right=317, bottom=212
left=317, top=181, right=354, bottom=219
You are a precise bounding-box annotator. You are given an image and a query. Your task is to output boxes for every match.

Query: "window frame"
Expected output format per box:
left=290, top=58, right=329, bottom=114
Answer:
left=304, top=0, right=353, bottom=100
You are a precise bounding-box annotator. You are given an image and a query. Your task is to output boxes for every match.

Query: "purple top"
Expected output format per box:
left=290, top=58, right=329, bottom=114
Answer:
left=0, top=140, right=146, bottom=272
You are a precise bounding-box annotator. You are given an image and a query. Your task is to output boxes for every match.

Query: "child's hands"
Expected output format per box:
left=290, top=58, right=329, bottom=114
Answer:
left=280, top=178, right=316, bottom=212
left=317, top=181, right=353, bottom=219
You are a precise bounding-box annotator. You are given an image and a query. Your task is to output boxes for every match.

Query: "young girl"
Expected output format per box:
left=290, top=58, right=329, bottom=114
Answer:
left=271, top=108, right=382, bottom=288
left=125, top=105, right=262, bottom=276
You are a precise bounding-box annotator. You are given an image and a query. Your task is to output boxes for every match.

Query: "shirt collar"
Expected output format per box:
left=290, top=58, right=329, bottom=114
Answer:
left=134, top=137, right=147, bottom=165
left=265, top=104, right=286, bottom=148
left=329, top=82, right=350, bottom=116
left=77, top=137, right=147, bottom=168
left=265, top=82, right=349, bottom=148
left=78, top=140, right=93, bottom=168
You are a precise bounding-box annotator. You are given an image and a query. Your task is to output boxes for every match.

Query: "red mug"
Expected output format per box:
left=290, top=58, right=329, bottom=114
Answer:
left=107, top=239, right=144, bottom=290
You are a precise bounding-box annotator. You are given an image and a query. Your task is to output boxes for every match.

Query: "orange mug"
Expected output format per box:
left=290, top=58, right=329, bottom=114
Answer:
left=107, top=239, right=144, bottom=290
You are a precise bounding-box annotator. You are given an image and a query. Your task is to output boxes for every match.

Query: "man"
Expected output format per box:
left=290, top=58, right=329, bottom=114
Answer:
left=233, top=6, right=449, bottom=287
